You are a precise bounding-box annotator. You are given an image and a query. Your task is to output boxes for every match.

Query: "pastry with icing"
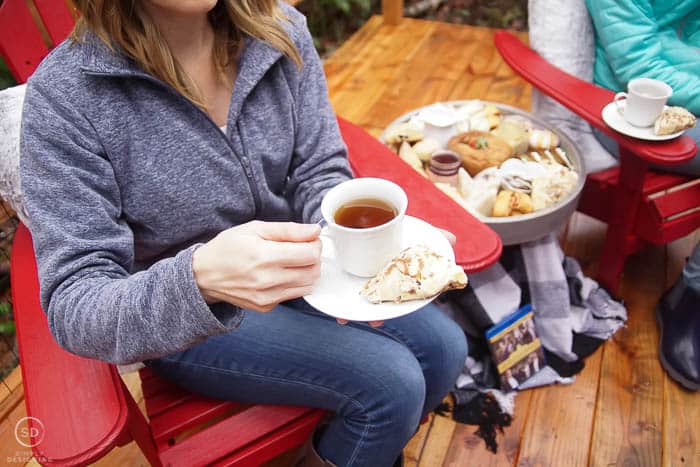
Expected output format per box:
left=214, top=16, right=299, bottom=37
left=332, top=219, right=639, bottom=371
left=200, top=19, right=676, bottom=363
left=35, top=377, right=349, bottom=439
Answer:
left=360, top=245, right=467, bottom=303
left=654, top=106, right=696, bottom=135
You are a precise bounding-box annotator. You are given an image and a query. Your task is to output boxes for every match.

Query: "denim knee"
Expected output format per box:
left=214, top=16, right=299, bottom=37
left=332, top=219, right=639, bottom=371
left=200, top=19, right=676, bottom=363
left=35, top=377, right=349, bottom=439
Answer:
left=346, top=348, right=426, bottom=440
left=317, top=348, right=426, bottom=465
left=439, top=315, right=469, bottom=378
left=377, top=358, right=426, bottom=438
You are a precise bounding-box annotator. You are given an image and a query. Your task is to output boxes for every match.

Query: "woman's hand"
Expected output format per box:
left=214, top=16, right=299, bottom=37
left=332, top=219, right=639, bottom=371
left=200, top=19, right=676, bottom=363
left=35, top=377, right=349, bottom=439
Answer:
left=192, top=221, right=322, bottom=312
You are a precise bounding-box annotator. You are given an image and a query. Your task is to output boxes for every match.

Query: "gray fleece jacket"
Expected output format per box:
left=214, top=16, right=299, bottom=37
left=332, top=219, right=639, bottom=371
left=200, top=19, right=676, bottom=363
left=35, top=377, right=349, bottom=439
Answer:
left=19, top=4, right=352, bottom=365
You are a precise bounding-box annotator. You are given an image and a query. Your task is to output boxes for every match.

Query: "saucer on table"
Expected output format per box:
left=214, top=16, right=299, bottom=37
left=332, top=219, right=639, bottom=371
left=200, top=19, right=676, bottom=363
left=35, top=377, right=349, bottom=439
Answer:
left=601, top=101, right=685, bottom=141
left=303, top=215, right=454, bottom=322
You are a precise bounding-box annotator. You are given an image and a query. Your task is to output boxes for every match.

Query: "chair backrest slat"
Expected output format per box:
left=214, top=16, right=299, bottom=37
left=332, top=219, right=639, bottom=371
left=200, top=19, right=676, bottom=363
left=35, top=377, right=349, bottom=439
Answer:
left=33, top=0, right=76, bottom=46
left=0, top=0, right=50, bottom=83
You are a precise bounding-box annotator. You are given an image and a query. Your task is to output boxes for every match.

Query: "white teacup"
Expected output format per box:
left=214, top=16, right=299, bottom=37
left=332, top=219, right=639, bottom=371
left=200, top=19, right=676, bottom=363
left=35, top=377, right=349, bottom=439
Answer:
left=321, top=178, right=407, bottom=277
left=614, top=78, right=672, bottom=127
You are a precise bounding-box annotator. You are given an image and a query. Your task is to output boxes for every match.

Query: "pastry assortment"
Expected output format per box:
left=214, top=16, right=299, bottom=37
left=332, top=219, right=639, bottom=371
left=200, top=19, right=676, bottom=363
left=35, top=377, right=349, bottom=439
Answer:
left=360, top=245, right=467, bottom=303
left=383, top=101, right=579, bottom=218
left=654, top=106, right=696, bottom=135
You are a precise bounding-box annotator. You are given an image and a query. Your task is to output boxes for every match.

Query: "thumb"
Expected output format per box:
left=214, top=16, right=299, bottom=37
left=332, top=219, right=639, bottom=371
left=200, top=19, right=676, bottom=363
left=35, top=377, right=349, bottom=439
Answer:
left=255, top=222, right=321, bottom=243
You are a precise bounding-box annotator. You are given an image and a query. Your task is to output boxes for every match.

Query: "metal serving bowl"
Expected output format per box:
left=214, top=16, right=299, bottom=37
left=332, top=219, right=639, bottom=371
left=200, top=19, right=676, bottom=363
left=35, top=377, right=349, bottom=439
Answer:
left=380, top=101, right=586, bottom=245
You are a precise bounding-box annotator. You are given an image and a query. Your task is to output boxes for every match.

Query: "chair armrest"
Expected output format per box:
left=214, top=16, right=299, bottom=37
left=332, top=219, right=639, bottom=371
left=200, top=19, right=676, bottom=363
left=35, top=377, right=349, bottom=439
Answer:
left=338, top=117, right=502, bottom=272
left=494, top=30, right=697, bottom=166
left=11, top=223, right=130, bottom=465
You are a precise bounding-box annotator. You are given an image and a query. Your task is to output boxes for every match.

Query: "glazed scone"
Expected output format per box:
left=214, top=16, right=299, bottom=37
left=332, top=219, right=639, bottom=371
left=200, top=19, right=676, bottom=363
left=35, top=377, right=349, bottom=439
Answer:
left=654, top=107, right=696, bottom=135
left=360, top=245, right=467, bottom=303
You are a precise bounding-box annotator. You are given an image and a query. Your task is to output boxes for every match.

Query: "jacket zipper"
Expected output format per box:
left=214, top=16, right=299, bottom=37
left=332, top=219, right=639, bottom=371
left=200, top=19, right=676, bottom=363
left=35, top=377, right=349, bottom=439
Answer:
left=234, top=120, right=262, bottom=214
left=81, top=69, right=262, bottom=218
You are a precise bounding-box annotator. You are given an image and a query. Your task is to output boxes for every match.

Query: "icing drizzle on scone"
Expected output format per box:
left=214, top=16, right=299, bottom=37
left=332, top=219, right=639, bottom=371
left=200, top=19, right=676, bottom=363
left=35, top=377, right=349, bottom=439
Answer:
left=360, top=245, right=468, bottom=303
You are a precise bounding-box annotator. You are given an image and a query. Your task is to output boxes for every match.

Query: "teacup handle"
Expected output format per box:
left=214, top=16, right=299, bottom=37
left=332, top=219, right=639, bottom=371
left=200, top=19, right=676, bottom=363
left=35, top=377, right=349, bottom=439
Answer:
left=316, top=219, right=334, bottom=261
left=613, top=92, right=627, bottom=115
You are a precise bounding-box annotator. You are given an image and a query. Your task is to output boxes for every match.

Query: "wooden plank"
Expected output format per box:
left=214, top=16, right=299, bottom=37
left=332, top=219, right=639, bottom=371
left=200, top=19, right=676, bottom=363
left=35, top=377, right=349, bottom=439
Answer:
left=360, top=22, right=484, bottom=130
left=324, top=14, right=384, bottom=92
left=662, top=230, right=700, bottom=467
left=404, top=413, right=433, bottom=467
left=418, top=413, right=456, bottom=466
left=589, top=244, right=665, bottom=467
left=447, top=29, right=500, bottom=102
left=0, top=383, right=23, bottom=422
left=327, top=18, right=437, bottom=124
left=3, top=366, right=22, bottom=392
left=516, top=349, right=602, bottom=466
left=486, top=60, right=530, bottom=110
left=0, top=387, right=28, bottom=464
left=324, top=15, right=382, bottom=63
left=0, top=375, right=10, bottom=405
left=443, top=391, right=533, bottom=467
left=120, top=371, right=144, bottom=405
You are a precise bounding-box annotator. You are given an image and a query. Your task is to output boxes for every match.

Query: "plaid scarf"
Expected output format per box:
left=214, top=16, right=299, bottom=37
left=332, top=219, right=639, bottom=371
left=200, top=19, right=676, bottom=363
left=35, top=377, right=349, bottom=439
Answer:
left=436, top=233, right=626, bottom=452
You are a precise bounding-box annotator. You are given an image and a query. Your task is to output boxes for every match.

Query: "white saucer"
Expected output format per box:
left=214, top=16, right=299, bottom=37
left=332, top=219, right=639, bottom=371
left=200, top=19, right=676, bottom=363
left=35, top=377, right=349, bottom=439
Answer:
left=601, top=102, right=684, bottom=141
left=303, top=215, right=454, bottom=322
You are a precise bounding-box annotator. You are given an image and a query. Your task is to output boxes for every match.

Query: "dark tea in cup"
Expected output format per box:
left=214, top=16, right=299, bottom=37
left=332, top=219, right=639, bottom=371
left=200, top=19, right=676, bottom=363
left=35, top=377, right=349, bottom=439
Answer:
left=321, top=178, right=408, bottom=276
left=334, top=198, right=397, bottom=229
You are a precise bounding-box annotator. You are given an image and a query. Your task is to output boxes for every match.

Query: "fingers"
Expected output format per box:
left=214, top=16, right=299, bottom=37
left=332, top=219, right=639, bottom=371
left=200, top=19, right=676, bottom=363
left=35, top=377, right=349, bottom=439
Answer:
left=335, top=318, right=383, bottom=327
left=271, top=284, right=317, bottom=304
left=255, top=263, right=321, bottom=289
left=254, top=221, right=321, bottom=243
left=266, top=239, right=322, bottom=267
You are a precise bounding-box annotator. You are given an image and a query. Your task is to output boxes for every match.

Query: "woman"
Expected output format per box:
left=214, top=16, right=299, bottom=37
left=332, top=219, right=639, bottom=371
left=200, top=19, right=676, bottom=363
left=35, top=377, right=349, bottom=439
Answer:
left=587, top=0, right=700, bottom=175
left=19, top=1, right=468, bottom=465
left=586, top=0, right=700, bottom=390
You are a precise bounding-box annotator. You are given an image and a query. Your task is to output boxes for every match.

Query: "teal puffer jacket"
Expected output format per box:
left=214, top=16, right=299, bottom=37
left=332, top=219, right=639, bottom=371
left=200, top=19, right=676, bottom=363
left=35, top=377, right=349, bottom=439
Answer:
left=586, top=0, right=700, bottom=115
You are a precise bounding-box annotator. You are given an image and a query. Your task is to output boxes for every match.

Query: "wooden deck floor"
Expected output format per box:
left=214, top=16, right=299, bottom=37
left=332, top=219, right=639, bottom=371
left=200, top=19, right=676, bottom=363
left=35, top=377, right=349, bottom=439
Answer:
left=1, top=17, right=698, bottom=467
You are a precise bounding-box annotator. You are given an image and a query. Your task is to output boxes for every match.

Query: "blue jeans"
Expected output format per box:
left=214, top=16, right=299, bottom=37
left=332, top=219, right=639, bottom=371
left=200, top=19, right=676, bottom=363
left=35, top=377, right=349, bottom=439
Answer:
left=147, top=301, right=467, bottom=466
left=593, top=128, right=700, bottom=289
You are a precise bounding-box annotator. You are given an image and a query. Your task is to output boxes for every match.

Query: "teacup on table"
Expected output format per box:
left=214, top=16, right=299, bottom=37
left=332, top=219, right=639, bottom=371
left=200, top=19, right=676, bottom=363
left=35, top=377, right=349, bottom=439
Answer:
left=320, top=178, right=407, bottom=277
left=614, top=78, right=672, bottom=127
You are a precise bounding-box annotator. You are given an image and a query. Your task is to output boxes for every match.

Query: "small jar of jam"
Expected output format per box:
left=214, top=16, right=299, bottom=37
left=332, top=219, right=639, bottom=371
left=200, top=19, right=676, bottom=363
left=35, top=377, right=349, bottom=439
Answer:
left=428, top=150, right=461, bottom=188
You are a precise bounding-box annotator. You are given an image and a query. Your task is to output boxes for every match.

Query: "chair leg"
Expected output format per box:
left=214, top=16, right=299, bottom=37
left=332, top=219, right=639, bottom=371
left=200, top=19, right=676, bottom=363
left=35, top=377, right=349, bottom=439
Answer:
left=597, top=224, right=627, bottom=293
left=120, top=379, right=164, bottom=467
left=596, top=148, right=649, bottom=294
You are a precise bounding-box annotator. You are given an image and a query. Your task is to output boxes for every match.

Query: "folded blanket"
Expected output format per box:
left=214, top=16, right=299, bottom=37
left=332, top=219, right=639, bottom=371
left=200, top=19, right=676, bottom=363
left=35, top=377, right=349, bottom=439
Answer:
left=437, top=233, right=626, bottom=452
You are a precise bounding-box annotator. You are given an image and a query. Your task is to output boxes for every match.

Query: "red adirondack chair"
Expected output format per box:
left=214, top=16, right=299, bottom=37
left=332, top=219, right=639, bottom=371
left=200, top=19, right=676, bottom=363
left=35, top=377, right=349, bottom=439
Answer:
left=3, top=1, right=501, bottom=465
left=494, top=31, right=700, bottom=293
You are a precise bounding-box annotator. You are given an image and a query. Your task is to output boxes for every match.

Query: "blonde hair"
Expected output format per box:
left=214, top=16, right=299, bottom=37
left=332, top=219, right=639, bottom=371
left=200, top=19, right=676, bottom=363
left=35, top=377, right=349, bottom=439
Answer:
left=71, top=0, right=302, bottom=109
